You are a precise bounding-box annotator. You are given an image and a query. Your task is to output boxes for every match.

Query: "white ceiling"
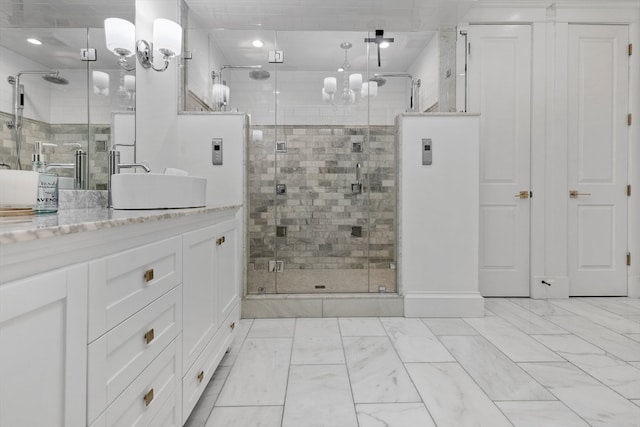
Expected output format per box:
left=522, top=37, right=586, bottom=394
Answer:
left=1, top=0, right=630, bottom=73
left=0, top=1, right=134, bottom=28
left=184, top=0, right=477, bottom=32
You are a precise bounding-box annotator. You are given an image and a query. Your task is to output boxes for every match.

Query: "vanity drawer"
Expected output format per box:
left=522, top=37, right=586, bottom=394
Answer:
left=182, top=302, right=239, bottom=423
left=87, top=286, right=182, bottom=424
left=88, top=236, right=182, bottom=341
left=97, top=336, right=182, bottom=427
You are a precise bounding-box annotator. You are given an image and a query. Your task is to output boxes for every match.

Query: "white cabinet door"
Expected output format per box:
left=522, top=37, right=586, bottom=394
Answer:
left=217, top=220, right=240, bottom=322
left=0, top=265, right=87, bottom=427
left=182, top=219, right=239, bottom=374
left=469, top=24, right=532, bottom=297
left=568, top=24, right=629, bottom=296
left=182, top=225, right=219, bottom=373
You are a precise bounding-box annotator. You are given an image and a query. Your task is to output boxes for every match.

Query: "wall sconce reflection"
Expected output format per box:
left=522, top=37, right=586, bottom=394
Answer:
left=92, top=71, right=110, bottom=96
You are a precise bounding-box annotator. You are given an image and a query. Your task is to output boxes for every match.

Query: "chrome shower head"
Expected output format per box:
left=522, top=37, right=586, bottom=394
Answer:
left=249, top=69, right=270, bottom=80
left=369, top=76, right=386, bottom=87
left=42, top=73, right=68, bottom=85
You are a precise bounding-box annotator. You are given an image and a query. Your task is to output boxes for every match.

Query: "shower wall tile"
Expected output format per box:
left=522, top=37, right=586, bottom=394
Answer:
left=248, top=125, right=397, bottom=294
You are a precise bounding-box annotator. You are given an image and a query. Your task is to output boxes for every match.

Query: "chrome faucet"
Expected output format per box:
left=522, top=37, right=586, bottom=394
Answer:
left=45, top=156, right=88, bottom=189
left=46, top=163, right=74, bottom=170
left=40, top=143, right=88, bottom=189
left=116, top=163, right=151, bottom=173
left=108, top=149, right=150, bottom=208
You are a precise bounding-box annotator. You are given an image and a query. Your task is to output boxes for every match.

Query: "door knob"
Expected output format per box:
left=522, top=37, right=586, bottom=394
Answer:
left=514, top=191, right=530, bottom=199
left=569, top=190, right=591, bottom=198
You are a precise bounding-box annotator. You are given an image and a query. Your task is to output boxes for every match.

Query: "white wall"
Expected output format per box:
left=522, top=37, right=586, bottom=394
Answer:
left=175, top=114, right=245, bottom=207
left=135, top=0, right=182, bottom=171
left=399, top=114, right=483, bottom=317
left=49, top=69, right=88, bottom=124
left=136, top=0, right=245, bottom=209
left=219, top=69, right=409, bottom=126
left=408, top=34, right=439, bottom=112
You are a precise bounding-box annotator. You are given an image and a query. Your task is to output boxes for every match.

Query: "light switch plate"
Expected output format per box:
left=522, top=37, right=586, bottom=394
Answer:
left=212, top=138, right=223, bottom=165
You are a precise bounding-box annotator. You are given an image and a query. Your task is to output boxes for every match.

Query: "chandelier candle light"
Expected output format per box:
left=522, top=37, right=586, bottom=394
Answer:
left=322, top=42, right=371, bottom=105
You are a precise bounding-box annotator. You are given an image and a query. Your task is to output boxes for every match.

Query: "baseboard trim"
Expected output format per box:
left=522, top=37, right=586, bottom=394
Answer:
left=403, top=292, right=484, bottom=318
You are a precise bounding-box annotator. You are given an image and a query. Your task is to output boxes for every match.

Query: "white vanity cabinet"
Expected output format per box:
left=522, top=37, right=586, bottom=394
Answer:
left=0, top=206, right=242, bottom=427
left=182, top=219, right=240, bottom=422
left=0, top=265, right=88, bottom=427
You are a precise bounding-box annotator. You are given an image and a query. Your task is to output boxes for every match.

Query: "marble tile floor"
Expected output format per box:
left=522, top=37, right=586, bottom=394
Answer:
left=185, top=297, right=640, bottom=427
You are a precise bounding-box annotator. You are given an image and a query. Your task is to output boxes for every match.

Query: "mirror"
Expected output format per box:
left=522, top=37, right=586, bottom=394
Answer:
left=180, top=0, right=468, bottom=117
left=0, top=4, right=135, bottom=190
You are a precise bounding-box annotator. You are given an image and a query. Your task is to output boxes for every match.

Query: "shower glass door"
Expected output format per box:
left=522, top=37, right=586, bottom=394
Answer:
left=248, top=30, right=398, bottom=294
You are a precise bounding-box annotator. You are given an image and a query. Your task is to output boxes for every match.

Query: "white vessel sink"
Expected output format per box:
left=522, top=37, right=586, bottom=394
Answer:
left=111, top=173, right=207, bottom=209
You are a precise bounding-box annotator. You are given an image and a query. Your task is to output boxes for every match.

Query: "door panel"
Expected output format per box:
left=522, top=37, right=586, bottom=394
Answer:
left=480, top=206, right=518, bottom=268
left=578, top=205, right=615, bottom=268
left=568, top=25, right=628, bottom=296
left=469, top=25, right=532, bottom=296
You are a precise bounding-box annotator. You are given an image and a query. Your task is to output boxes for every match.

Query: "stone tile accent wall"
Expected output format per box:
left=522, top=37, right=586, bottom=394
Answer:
left=248, top=125, right=397, bottom=294
left=0, top=111, right=109, bottom=189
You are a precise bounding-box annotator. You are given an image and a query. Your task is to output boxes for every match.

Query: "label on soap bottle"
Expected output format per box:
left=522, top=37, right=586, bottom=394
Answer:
left=34, top=172, right=59, bottom=213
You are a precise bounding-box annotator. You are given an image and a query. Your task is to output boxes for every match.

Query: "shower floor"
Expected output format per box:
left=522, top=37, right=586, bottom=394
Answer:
left=248, top=268, right=396, bottom=294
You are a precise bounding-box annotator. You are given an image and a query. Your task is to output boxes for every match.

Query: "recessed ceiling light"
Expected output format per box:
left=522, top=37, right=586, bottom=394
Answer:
left=379, top=42, right=390, bottom=49
left=252, top=39, right=264, bottom=48
left=27, top=38, right=42, bottom=45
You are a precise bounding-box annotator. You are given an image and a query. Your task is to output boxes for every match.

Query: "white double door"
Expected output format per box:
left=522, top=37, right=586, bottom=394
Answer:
left=470, top=24, right=629, bottom=297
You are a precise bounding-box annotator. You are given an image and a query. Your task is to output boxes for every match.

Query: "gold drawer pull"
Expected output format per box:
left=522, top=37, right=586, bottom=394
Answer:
left=143, top=388, right=154, bottom=407
left=216, top=236, right=226, bottom=246
left=144, top=328, right=155, bottom=344
left=197, top=370, right=204, bottom=384
left=143, top=268, right=154, bottom=282
left=230, top=322, right=235, bottom=331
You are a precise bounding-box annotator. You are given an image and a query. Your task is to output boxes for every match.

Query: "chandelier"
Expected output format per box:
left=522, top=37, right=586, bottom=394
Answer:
left=322, top=42, right=377, bottom=105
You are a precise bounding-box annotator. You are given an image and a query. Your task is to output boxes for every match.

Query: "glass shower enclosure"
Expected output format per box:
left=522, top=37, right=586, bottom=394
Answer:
left=245, top=31, right=399, bottom=294
left=180, top=15, right=437, bottom=294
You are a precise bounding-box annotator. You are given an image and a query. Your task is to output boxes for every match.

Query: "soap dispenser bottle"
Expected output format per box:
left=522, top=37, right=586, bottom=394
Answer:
left=32, top=140, right=59, bottom=213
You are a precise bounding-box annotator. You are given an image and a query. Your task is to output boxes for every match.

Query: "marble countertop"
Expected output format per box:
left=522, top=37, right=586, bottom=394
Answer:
left=0, top=205, right=241, bottom=245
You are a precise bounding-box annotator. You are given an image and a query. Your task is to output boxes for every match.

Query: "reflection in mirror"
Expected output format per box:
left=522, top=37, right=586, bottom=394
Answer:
left=180, top=22, right=445, bottom=121
left=0, top=5, right=134, bottom=190
left=181, top=0, right=467, bottom=118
